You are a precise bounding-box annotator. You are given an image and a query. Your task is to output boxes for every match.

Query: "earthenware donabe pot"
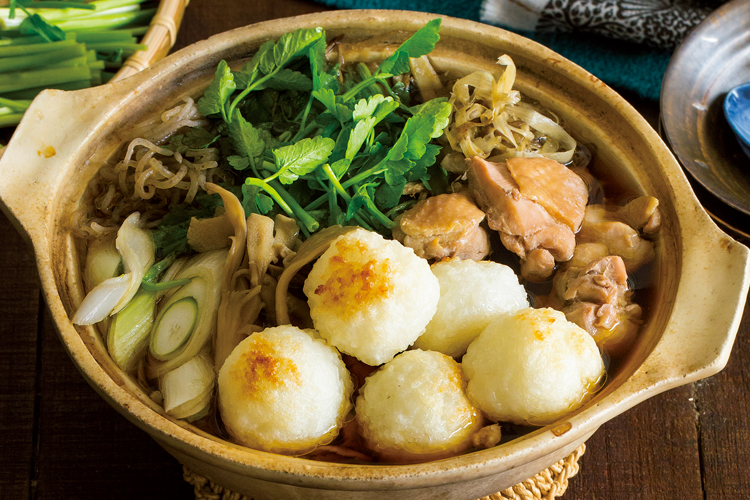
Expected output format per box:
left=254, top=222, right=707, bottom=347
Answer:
left=0, top=10, right=747, bottom=500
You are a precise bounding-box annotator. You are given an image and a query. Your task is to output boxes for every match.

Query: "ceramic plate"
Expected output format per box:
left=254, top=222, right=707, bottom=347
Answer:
left=660, top=0, right=750, bottom=216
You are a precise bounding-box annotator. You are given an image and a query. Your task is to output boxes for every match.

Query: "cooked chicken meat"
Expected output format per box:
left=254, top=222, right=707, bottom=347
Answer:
left=393, top=192, right=491, bottom=261
left=466, top=156, right=588, bottom=280
left=577, top=204, right=655, bottom=271
left=556, top=254, right=642, bottom=357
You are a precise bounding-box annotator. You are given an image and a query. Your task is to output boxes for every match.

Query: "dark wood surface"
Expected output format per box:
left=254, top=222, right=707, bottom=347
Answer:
left=1, top=1, right=749, bottom=499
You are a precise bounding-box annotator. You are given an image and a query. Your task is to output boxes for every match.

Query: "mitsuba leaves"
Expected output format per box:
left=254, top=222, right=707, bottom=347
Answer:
left=255, top=69, right=313, bottom=92
left=197, top=61, right=236, bottom=118
left=169, top=127, right=220, bottom=154
left=377, top=18, right=441, bottom=76
left=309, top=36, right=338, bottom=93
left=313, top=88, right=353, bottom=124
left=228, top=109, right=265, bottom=161
left=272, top=136, right=335, bottom=184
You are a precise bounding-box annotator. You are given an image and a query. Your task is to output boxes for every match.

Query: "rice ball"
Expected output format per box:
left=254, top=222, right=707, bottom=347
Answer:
left=355, top=349, right=483, bottom=462
left=218, top=325, right=354, bottom=455
left=303, top=228, right=440, bottom=366
left=463, top=308, right=604, bottom=426
left=414, top=259, right=529, bottom=357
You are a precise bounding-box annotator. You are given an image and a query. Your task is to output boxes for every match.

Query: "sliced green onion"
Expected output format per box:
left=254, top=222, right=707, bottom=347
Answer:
left=150, top=296, right=198, bottom=360
left=0, top=43, right=84, bottom=72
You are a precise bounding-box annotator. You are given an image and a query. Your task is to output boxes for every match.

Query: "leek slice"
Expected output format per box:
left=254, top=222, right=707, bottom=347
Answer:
left=107, top=252, right=180, bottom=372
left=107, top=290, right=155, bottom=372
left=150, top=297, right=198, bottom=360
left=73, top=212, right=155, bottom=325
left=147, top=249, right=226, bottom=377
left=161, top=353, right=214, bottom=420
left=83, top=233, right=120, bottom=291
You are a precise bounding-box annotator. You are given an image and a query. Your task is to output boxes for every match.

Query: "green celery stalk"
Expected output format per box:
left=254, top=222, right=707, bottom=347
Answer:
left=54, top=9, right=155, bottom=32
left=29, top=2, right=95, bottom=10
left=0, top=64, right=91, bottom=93
left=0, top=97, right=31, bottom=111
left=73, top=30, right=135, bottom=43
left=0, top=38, right=77, bottom=57
left=44, top=55, right=88, bottom=69
left=0, top=111, right=26, bottom=127
left=86, top=42, right=146, bottom=52
left=1, top=78, right=90, bottom=99
left=0, top=44, right=85, bottom=73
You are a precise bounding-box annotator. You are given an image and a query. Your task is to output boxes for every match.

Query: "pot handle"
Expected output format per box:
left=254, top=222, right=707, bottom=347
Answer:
left=619, top=222, right=750, bottom=398
left=0, top=84, right=126, bottom=246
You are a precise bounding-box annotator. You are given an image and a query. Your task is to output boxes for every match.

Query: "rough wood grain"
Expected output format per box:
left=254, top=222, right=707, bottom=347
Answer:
left=693, top=300, right=750, bottom=500
left=565, top=386, right=704, bottom=500
left=33, top=310, right=192, bottom=499
left=0, top=213, right=40, bottom=500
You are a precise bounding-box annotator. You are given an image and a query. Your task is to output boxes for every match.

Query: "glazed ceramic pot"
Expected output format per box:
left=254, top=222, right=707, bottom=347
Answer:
left=0, top=10, right=747, bottom=500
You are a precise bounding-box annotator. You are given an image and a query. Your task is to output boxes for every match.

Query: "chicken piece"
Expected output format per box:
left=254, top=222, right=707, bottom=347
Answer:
left=505, top=157, right=588, bottom=231
left=521, top=248, right=556, bottom=282
left=393, top=192, right=490, bottom=261
left=559, top=255, right=641, bottom=357
left=577, top=205, right=655, bottom=271
left=467, top=156, right=587, bottom=280
left=614, top=196, right=662, bottom=234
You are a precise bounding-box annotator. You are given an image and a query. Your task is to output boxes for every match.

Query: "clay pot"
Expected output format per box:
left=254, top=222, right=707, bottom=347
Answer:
left=0, top=10, right=747, bottom=500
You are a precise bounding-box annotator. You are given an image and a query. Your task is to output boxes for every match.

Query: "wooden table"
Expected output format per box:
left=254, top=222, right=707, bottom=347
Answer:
left=1, top=1, right=749, bottom=499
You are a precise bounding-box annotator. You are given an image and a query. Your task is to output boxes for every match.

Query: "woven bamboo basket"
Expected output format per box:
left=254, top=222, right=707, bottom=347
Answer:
left=183, top=445, right=586, bottom=500
left=111, top=0, right=190, bottom=82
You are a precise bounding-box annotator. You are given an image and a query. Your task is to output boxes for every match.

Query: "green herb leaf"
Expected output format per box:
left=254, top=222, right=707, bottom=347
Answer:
left=169, top=127, right=219, bottom=154
left=377, top=18, right=441, bottom=76
left=234, top=40, right=274, bottom=89
left=376, top=182, right=406, bottom=210
left=19, top=14, right=65, bottom=42
left=409, top=97, right=451, bottom=138
left=347, top=95, right=399, bottom=159
left=256, top=68, right=312, bottom=91
left=228, top=109, right=265, bottom=162
left=197, top=60, right=236, bottom=118
left=309, top=35, right=338, bottom=93
left=313, top=88, right=352, bottom=124
left=272, top=136, right=335, bottom=184
left=228, top=155, right=252, bottom=171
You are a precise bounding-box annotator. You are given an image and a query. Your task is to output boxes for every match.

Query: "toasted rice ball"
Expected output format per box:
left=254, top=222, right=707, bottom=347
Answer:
left=218, top=325, right=354, bottom=455
left=303, top=228, right=439, bottom=365
left=355, top=349, right=483, bottom=462
left=463, top=308, right=604, bottom=426
left=414, top=259, right=529, bottom=357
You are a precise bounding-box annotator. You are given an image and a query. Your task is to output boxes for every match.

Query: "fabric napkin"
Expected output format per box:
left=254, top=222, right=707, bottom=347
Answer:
left=315, top=0, right=722, bottom=101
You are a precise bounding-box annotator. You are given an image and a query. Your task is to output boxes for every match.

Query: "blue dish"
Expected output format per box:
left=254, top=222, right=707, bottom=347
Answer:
left=724, top=82, right=750, bottom=160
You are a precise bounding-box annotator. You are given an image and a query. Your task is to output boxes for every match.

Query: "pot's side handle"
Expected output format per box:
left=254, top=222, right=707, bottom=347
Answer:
left=0, top=86, right=116, bottom=245
left=624, top=226, right=750, bottom=396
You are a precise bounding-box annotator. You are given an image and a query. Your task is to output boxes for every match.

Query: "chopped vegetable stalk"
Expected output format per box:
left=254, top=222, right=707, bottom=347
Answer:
left=83, top=233, right=121, bottom=291
left=160, top=352, right=215, bottom=420
left=146, top=249, right=227, bottom=378
left=73, top=212, right=154, bottom=325
left=150, top=297, right=198, bottom=360
left=107, top=252, right=182, bottom=371
left=107, top=290, right=155, bottom=372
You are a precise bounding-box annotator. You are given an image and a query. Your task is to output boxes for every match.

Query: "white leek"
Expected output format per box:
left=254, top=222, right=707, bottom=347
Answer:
left=161, top=353, right=214, bottom=420
left=73, top=212, right=155, bottom=325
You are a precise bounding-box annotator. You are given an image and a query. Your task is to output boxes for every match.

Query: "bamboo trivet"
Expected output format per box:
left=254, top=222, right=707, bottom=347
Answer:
left=183, top=443, right=585, bottom=500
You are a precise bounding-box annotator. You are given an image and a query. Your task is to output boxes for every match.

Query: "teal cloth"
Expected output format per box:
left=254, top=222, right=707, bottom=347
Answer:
left=315, top=0, right=671, bottom=101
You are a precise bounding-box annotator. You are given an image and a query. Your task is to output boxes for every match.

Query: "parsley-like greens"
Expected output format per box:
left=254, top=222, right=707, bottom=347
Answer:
left=192, top=19, right=448, bottom=238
